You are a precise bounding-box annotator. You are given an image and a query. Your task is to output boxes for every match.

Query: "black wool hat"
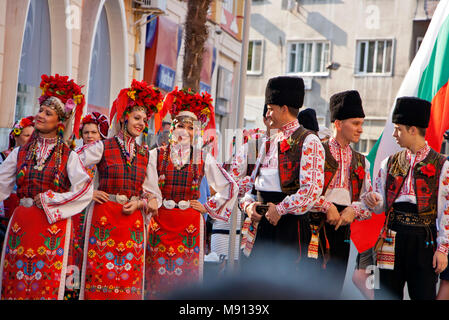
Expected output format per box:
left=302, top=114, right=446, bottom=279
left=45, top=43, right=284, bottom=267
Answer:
left=265, top=76, right=305, bottom=109
left=392, top=97, right=431, bottom=128
left=297, top=108, right=319, bottom=132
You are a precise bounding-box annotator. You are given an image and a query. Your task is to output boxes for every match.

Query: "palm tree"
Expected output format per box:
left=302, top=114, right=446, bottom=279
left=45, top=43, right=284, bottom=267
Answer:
left=182, top=0, right=212, bottom=92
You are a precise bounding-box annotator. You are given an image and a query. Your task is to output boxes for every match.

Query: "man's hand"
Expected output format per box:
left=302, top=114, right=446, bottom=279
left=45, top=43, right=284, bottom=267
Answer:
left=433, top=251, right=448, bottom=274
left=265, top=202, right=281, bottom=226
left=246, top=202, right=263, bottom=223
left=92, top=190, right=109, bottom=204
left=335, top=206, right=356, bottom=230
left=326, top=204, right=340, bottom=226
left=364, top=192, right=382, bottom=209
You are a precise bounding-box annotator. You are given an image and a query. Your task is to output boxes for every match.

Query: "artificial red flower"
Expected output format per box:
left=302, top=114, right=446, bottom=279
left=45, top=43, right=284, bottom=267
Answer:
left=420, top=163, right=436, bottom=177
left=280, top=139, right=291, bottom=153
left=354, top=165, right=365, bottom=180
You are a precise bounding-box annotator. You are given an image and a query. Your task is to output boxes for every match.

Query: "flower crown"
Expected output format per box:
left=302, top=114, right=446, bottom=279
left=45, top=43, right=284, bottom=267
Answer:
left=164, top=87, right=212, bottom=127
left=11, top=116, right=35, bottom=137
left=39, top=74, right=85, bottom=138
left=117, top=79, right=163, bottom=119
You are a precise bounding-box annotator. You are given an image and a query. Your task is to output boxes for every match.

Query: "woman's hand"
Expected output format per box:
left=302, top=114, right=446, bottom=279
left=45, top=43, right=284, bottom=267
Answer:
left=190, top=200, right=207, bottom=214
left=92, top=190, right=109, bottom=204
left=122, top=200, right=140, bottom=215
left=33, top=194, right=43, bottom=209
left=147, top=198, right=159, bottom=217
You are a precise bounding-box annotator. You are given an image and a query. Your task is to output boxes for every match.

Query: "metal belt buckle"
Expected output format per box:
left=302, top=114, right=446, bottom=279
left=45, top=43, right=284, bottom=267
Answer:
left=163, top=199, right=176, bottom=209
left=116, top=194, right=128, bottom=205
left=20, top=198, right=34, bottom=208
left=178, top=200, right=190, bottom=210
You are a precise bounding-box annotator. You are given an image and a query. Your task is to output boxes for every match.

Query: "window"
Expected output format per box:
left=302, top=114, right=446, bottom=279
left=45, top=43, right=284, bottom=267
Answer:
left=287, top=41, right=330, bottom=75
left=247, top=40, right=263, bottom=74
left=416, top=36, right=424, bottom=54
left=356, top=39, right=394, bottom=75
left=353, top=139, right=368, bottom=154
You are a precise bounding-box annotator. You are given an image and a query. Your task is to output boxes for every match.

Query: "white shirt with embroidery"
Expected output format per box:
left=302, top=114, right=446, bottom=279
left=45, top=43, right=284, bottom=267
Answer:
left=311, top=137, right=374, bottom=220
left=0, top=137, right=94, bottom=225
left=366, top=143, right=449, bottom=255
left=240, top=120, right=325, bottom=216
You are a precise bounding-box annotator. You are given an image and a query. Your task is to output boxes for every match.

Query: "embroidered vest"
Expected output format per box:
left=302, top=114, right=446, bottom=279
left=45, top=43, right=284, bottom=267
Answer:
left=97, top=137, right=149, bottom=197
left=277, top=126, right=313, bottom=195
left=16, top=141, right=71, bottom=198
left=156, top=145, right=205, bottom=202
left=385, top=148, right=446, bottom=220
left=322, top=142, right=366, bottom=202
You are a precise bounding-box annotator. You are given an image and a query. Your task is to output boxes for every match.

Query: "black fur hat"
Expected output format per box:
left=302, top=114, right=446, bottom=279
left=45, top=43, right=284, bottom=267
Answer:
left=265, top=76, right=305, bottom=109
left=329, top=90, right=365, bottom=122
left=392, top=97, right=431, bottom=128
left=297, top=108, right=319, bottom=132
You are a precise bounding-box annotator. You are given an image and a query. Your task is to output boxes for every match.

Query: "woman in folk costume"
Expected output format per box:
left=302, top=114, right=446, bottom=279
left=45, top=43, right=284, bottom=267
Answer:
left=0, top=74, right=93, bottom=300
left=77, top=79, right=162, bottom=300
left=144, top=87, right=238, bottom=299
left=0, top=117, right=35, bottom=230
left=64, top=112, right=109, bottom=300
left=1, top=116, right=35, bottom=161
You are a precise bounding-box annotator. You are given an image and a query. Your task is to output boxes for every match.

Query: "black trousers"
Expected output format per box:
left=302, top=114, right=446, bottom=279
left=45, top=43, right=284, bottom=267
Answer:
left=242, top=191, right=312, bottom=274
left=306, top=204, right=351, bottom=298
left=375, top=223, right=438, bottom=300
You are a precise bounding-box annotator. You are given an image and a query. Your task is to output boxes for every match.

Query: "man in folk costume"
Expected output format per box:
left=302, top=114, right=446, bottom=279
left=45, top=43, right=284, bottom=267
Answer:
left=229, top=104, right=272, bottom=259
left=144, top=87, right=238, bottom=299
left=63, top=112, right=109, bottom=300
left=77, top=79, right=161, bottom=300
left=364, top=97, right=449, bottom=300
left=307, top=90, right=374, bottom=297
left=239, top=76, right=325, bottom=275
left=0, top=74, right=93, bottom=300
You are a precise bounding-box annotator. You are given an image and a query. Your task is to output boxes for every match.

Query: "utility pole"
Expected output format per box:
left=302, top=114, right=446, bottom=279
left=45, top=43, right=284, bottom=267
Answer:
left=227, top=0, right=251, bottom=272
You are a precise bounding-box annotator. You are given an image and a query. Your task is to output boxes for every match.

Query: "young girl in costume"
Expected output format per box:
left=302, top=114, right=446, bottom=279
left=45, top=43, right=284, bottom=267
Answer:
left=144, top=87, right=238, bottom=299
left=77, top=80, right=162, bottom=300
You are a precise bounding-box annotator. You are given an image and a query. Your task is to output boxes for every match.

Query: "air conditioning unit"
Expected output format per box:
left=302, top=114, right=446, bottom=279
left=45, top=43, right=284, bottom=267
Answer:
left=133, top=0, right=166, bottom=12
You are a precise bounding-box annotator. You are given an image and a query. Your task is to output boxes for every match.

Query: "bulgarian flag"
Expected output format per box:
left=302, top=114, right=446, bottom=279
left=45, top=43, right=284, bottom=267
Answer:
left=369, top=0, right=449, bottom=178
left=351, top=1, right=449, bottom=253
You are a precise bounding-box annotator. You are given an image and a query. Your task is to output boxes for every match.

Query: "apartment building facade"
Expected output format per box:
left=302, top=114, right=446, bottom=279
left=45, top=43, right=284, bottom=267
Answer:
left=244, top=0, right=440, bottom=154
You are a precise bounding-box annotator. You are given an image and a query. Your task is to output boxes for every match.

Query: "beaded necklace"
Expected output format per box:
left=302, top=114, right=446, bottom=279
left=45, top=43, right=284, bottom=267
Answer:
left=158, top=143, right=200, bottom=192
left=116, top=128, right=136, bottom=170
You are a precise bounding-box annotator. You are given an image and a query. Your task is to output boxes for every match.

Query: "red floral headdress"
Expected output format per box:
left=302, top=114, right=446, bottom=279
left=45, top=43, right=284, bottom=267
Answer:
left=39, top=74, right=85, bottom=140
left=79, top=112, right=110, bottom=139
left=161, top=87, right=213, bottom=128
left=109, top=79, right=163, bottom=137
left=8, top=116, right=35, bottom=149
